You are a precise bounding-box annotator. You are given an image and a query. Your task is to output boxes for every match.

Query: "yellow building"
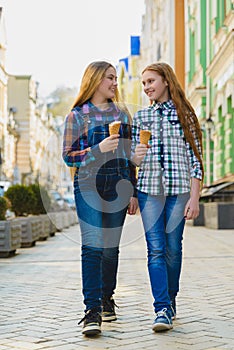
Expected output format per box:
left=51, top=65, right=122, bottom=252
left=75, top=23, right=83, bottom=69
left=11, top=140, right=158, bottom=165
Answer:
left=7, top=75, right=37, bottom=183
left=7, top=75, right=62, bottom=187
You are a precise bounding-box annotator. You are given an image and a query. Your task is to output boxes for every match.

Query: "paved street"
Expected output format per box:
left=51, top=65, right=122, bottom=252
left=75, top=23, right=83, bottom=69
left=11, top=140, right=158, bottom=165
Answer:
left=0, top=214, right=234, bottom=350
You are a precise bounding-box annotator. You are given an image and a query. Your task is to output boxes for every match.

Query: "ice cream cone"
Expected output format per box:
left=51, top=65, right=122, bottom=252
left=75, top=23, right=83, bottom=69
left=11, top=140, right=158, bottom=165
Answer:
left=109, top=120, right=121, bottom=135
left=140, top=130, right=151, bottom=145
left=109, top=121, right=121, bottom=153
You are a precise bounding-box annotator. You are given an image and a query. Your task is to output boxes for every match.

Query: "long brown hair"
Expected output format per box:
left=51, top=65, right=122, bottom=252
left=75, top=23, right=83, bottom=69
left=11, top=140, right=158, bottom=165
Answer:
left=142, top=62, right=204, bottom=181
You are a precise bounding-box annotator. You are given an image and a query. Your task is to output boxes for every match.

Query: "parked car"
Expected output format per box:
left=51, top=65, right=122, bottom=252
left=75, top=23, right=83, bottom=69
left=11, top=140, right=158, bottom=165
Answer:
left=63, top=195, right=76, bottom=210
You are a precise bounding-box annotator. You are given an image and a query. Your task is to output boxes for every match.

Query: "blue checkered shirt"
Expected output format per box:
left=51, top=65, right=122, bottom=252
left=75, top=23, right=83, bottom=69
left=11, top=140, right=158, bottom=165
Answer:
left=131, top=100, right=203, bottom=196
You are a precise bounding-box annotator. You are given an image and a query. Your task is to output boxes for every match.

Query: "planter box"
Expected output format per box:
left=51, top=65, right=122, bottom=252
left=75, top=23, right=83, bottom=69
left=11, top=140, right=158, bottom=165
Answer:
left=63, top=211, right=70, bottom=228
left=192, top=203, right=205, bottom=226
left=204, top=202, right=234, bottom=229
left=67, top=210, right=78, bottom=226
left=70, top=210, right=78, bottom=225
left=48, top=212, right=58, bottom=236
left=0, top=221, right=22, bottom=257
left=39, top=214, right=50, bottom=240
left=54, top=212, right=65, bottom=232
left=14, top=217, right=40, bottom=247
left=27, top=216, right=42, bottom=244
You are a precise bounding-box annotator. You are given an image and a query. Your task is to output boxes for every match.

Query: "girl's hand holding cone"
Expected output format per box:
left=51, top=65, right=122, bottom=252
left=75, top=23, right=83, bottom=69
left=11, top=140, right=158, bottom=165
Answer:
left=132, top=129, right=151, bottom=166
left=108, top=121, right=121, bottom=153
left=99, top=121, right=121, bottom=153
left=109, top=121, right=121, bottom=136
left=140, top=130, right=151, bottom=147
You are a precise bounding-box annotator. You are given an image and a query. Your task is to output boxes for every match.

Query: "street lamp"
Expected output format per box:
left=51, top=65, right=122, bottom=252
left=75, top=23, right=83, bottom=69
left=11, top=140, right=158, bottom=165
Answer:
left=206, top=115, right=214, bottom=132
left=205, top=114, right=214, bottom=186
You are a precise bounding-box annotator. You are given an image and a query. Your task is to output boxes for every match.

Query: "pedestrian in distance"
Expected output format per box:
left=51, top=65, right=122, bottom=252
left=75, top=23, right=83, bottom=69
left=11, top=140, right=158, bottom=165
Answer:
left=131, top=62, right=204, bottom=332
left=62, top=61, right=138, bottom=336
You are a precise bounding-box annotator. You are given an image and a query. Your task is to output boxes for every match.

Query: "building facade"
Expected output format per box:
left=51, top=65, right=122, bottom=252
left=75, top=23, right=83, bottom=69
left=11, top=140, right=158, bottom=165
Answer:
left=121, top=0, right=234, bottom=187
left=118, top=36, right=142, bottom=113
left=186, top=0, right=234, bottom=185
left=119, top=1, right=186, bottom=108
left=206, top=0, right=234, bottom=184
left=0, top=8, right=9, bottom=183
left=7, top=75, right=62, bottom=188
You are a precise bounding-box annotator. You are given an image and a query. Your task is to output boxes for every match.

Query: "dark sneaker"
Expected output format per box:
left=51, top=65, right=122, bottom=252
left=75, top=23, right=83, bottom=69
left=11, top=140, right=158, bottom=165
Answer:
left=102, top=296, right=118, bottom=322
left=78, top=308, right=102, bottom=335
left=152, top=308, right=173, bottom=332
left=170, top=299, right=176, bottom=320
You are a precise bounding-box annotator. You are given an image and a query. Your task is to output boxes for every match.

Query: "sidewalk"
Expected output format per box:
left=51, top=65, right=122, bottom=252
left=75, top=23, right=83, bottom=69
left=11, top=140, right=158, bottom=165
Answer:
left=0, top=214, right=233, bottom=350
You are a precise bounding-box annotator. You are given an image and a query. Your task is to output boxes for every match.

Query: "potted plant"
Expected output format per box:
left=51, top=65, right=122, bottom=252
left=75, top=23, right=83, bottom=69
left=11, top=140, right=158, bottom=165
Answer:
left=0, top=196, right=21, bottom=257
left=4, top=185, right=40, bottom=247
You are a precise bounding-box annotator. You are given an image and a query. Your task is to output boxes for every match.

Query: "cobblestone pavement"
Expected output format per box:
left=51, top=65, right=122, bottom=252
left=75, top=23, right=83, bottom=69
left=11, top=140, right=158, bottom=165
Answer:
left=0, top=214, right=233, bottom=350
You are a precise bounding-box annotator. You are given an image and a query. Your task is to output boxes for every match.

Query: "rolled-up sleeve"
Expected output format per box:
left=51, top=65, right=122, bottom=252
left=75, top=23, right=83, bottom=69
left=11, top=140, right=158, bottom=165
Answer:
left=186, top=133, right=203, bottom=181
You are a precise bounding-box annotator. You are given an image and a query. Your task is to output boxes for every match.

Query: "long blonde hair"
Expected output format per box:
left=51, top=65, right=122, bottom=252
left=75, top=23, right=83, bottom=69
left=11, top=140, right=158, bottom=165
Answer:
left=72, top=61, right=132, bottom=131
left=143, top=62, right=204, bottom=181
left=73, top=61, right=122, bottom=108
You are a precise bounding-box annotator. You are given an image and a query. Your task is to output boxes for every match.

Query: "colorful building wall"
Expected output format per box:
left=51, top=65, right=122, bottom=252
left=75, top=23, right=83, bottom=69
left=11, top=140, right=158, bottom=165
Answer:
left=186, top=0, right=234, bottom=185
left=206, top=0, right=234, bottom=184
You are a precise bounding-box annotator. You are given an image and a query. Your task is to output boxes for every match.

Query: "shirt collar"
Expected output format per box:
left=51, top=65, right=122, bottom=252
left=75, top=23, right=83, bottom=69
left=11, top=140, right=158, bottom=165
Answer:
left=151, top=99, right=175, bottom=111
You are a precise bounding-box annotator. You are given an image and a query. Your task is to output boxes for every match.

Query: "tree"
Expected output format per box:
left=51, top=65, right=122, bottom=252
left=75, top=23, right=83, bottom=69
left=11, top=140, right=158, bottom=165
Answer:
left=47, top=85, right=77, bottom=117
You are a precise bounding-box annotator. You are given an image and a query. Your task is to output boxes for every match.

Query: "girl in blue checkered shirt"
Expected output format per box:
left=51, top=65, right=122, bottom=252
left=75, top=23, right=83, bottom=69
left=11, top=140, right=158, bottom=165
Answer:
left=132, top=62, right=204, bottom=332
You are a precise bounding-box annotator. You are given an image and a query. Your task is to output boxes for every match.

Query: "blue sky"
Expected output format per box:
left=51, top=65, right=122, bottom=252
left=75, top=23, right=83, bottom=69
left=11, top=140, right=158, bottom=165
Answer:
left=1, top=0, right=145, bottom=97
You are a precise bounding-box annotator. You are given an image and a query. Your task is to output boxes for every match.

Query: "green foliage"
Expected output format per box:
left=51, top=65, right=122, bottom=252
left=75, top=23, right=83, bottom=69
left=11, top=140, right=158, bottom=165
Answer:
left=4, top=184, right=36, bottom=216
left=28, top=184, right=51, bottom=214
left=0, top=196, right=10, bottom=220
left=47, top=85, right=77, bottom=117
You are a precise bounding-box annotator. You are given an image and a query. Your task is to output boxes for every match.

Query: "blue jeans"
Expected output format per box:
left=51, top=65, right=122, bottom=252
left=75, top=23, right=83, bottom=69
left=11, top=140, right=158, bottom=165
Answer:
left=138, top=191, right=189, bottom=313
left=74, top=167, right=132, bottom=312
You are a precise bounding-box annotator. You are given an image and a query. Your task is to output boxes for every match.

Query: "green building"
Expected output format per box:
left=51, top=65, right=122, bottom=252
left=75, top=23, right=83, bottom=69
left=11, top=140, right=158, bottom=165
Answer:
left=186, top=0, right=234, bottom=186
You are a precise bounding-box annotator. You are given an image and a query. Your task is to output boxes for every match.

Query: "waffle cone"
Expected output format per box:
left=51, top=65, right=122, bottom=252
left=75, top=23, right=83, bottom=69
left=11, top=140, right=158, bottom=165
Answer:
left=140, top=130, right=151, bottom=145
left=109, top=121, right=121, bottom=135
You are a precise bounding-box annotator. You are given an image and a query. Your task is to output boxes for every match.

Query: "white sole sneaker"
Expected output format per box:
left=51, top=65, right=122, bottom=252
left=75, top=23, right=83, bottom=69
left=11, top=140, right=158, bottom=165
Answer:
left=152, top=322, right=173, bottom=332
left=82, top=323, right=101, bottom=336
left=102, top=313, right=117, bottom=322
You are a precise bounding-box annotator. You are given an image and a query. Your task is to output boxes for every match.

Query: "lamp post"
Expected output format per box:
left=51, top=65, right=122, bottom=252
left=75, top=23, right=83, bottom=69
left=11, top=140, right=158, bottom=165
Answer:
left=205, top=115, right=214, bottom=186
